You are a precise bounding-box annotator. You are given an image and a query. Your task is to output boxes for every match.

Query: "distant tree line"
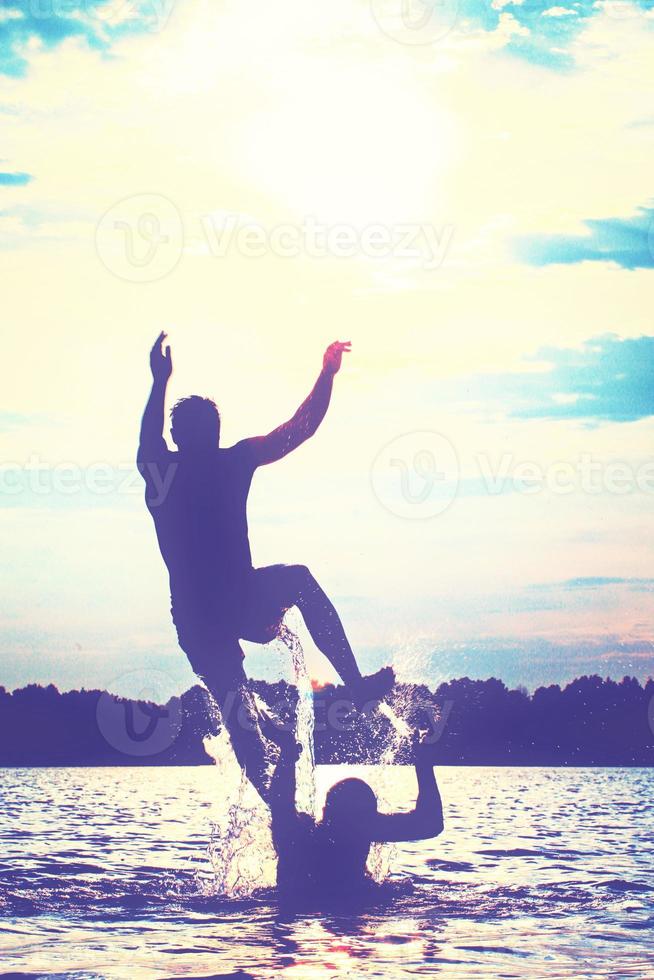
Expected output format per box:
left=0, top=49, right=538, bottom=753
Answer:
left=337, top=675, right=654, bottom=767
left=0, top=674, right=652, bottom=767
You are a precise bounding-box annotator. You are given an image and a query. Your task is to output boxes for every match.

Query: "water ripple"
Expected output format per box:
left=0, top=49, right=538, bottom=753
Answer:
left=1, top=766, right=653, bottom=979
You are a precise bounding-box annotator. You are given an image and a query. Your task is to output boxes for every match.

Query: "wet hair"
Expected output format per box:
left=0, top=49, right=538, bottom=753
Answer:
left=170, top=396, right=221, bottom=451
left=322, top=778, right=377, bottom=829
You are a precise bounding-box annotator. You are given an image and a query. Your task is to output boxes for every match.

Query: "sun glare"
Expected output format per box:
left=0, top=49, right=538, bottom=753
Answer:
left=238, top=65, right=453, bottom=227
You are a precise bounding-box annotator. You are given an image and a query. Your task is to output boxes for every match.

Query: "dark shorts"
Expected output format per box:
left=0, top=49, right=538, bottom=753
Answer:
left=172, top=564, right=298, bottom=688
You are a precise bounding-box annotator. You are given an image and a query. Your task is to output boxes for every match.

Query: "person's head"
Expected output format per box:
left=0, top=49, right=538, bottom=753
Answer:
left=321, top=778, right=378, bottom=839
left=170, top=396, right=221, bottom=452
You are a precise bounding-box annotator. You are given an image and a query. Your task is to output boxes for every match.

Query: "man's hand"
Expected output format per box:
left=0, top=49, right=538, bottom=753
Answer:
left=323, top=340, right=351, bottom=377
left=150, top=331, right=172, bottom=383
left=139, top=332, right=171, bottom=469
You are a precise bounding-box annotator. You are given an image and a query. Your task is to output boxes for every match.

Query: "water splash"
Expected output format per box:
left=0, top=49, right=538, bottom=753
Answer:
left=278, top=618, right=316, bottom=818
left=201, top=626, right=429, bottom=894
left=360, top=680, right=424, bottom=882
left=204, top=714, right=276, bottom=898
left=378, top=701, right=411, bottom=761
left=203, top=616, right=317, bottom=896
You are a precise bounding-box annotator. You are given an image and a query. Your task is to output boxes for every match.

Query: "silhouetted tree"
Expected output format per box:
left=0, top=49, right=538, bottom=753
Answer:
left=0, top=675, right=652, bottom=767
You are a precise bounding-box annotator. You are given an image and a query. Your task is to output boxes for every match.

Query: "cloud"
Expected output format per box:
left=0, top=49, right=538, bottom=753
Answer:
left=512, top=334, right=654, bottom=422
left=0, top=0, right=174, bottom=76
left=0, top=0, right=639, bottom=83
left=499, top=0, right=585, bottom=68
left=450, top=334, right=654, bottom=424
left=542, top=6, right=578, bottom=16
left=1, top=1, right=100, bottom=76
left=416, top=633, right=654, bottom=691
left=0, top=170, right=32, bottom=185
left=0, top=410, right=41, bottom=430
left=538, top=576, right=654, bottom=590
left=515, top=204, right=654, bottom=269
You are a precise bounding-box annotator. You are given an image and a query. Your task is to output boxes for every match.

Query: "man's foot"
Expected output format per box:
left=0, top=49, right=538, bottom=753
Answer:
left=350, top=666, right=395, bottom=710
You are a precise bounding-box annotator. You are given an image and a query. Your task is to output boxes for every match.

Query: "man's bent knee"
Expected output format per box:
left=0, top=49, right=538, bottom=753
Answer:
left=286, top=563, right=318, bottom=598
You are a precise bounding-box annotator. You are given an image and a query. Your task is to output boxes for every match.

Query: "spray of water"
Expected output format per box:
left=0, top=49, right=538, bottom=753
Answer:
left=206, top=733, right=277, bottom=896
left=203, top=623, right=430, bottom=895
left=204, top=705, right=276, bottom=897
left=278, top=619, right=316, bottom=818
left=362, top=693, right=411, bottom=882
left=204, top=617, right=317, bottom=896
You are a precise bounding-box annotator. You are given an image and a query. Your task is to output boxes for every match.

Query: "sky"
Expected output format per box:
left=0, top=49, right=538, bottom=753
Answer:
left=1, top=0, right=653, bottom=699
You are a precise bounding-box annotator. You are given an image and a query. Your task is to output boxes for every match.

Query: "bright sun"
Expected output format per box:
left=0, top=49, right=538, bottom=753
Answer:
left=238, top=63, right=453, bottom=227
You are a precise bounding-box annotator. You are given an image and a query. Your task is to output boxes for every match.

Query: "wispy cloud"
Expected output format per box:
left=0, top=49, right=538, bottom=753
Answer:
left=512, top=334, right=654, bottom=422
left=412, top=633, right=654, bottom=691
left=535, top=576, right=654, bottom=591
left=0, top=410, right=41, bottom=431
left=0, top=171, right=32, bottom=185
left=0, top=0, right=175, bottom=76
left=0, top=0, right=638, bottom=81
left=515, top=205, right=654, bottom=270
left=458, top=334, right=654, bottom=424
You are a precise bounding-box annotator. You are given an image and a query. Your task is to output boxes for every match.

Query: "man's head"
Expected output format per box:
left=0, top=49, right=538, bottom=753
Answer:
left=322, top=778, right=378, bottom=837
left=170, top=396, right=221, bottom=452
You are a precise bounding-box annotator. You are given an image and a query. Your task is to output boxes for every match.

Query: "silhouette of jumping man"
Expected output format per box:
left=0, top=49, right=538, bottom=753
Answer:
left=138, top=333, right=394, bottom=798
left=269, top=726, right=444, bottom=906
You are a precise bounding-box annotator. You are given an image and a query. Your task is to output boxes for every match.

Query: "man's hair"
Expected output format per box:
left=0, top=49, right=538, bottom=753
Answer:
left=170, top=396, right=221, bottom=450
left=322, top=777, right=377, bottom=827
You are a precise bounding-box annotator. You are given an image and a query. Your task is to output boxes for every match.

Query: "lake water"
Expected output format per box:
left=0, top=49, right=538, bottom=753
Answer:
left=1, top=765, right=652, bottom=979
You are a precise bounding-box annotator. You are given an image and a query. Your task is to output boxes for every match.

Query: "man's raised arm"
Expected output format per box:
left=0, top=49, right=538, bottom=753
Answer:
left=137, top=332, right=172, bottom=469
left=242, top=341, right=351, bottom=467
left=268, top=730, right=305, bottom=849
left=371, top=732, right=444, bottom=844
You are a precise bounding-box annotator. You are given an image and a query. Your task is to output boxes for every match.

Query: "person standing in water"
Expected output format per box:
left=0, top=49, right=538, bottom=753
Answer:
left=138, top=332, right=395, bottom=799
left=269, top=726, right=444, bottom=905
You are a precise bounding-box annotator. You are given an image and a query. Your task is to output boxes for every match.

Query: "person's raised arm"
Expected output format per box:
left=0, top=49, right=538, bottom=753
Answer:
left=242, top=341, right=351, bottom=467
left=268, top=729, right=302, bottom=847
left=137, top=332, right=172, bottom=469
left=370, top=732, right=444, bottom=844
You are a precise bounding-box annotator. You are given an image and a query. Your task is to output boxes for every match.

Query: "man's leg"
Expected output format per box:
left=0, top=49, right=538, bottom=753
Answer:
left=214, top=679, right=274, bottom=803
left=250, top=564, right=362, bottom=686
left=183, top=638, right=276, bottom=803
left=246, top=565, right=394, bottom=702
left=292, top=567, right=364, bottom=686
